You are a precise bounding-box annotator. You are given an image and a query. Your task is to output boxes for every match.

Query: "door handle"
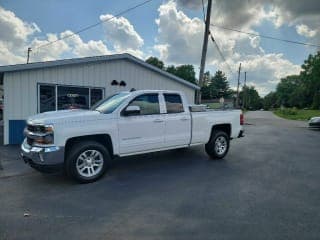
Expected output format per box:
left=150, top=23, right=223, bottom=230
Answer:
left=180, top=117, right=190, bottom=121
left=153, top=119, right=164, bottom=123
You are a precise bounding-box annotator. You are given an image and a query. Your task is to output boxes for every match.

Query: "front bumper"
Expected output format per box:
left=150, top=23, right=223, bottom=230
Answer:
left=308, top=122, right=320, bottom=129
left=20, top=139, right=65, bottom=173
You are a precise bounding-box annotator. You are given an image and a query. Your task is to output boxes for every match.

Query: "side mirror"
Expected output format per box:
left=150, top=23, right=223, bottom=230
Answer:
left=124, top=105, right=141, bottom=116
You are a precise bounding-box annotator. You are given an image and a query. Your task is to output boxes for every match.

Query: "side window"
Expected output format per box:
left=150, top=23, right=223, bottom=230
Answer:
left=128, top=94, right=160, bottom=115
left=39, top=85, right=56, bottom=113
left=164, top=94, right=184, bottom=114
left=90, top=88, right=103, bottom=106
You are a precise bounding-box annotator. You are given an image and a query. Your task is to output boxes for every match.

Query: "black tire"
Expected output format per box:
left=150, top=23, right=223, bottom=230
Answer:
left=205, top=130, right=230, bottom=160
left=65, top=141, right=110, bottom=183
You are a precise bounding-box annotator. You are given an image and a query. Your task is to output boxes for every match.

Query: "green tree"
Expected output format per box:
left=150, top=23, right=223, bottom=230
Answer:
left=166, top=65, right=176, bottom=75
left=239, top=86, right=262, bottom=110
left=267, top=51, right=320, bottom=109
left=145, top=57, right=164, bottom=70
left=263, top=92, right=278, bottom=110
left=200, top=71, right=212, bottom=99
left=145, top=57, right=198, bottom=85
left=201, top=70, right=231, bottom=99
left=312, top=91, right=320, bottom=109
left=165, top=65, right=197, bottom=84
left=276, top=75, right=303, bottom=107
left=173, top=65, right=197, bottom=84
left=301, top=52, right=320, bottom=109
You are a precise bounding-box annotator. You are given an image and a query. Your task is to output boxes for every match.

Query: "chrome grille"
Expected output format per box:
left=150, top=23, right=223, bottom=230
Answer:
left=27, top=124, right=46, bottom=133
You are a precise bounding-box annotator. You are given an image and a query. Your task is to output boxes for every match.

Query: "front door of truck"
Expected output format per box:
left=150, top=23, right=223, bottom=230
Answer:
left=118, top=93, right=165, bottom=155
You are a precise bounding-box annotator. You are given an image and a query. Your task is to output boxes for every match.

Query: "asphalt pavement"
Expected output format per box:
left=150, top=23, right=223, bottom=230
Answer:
left=0, top=111, right=320, bottom=240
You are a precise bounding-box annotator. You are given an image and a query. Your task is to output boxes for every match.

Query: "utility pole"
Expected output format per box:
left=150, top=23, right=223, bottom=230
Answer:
left=236, top=63, right=241, bottom=108
left=243, top=71, right=247, bottom=109
left=196, top=0, right=212, bottom=104
left=27, top=47, right=32, bottom=64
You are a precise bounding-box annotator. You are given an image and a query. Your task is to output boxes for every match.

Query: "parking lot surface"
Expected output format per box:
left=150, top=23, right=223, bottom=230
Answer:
left=0, top=111, right=320, bottom=240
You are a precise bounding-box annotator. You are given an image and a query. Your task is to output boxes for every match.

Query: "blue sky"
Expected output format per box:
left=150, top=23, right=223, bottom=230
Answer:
left=0, top=0, right=319, bottom=95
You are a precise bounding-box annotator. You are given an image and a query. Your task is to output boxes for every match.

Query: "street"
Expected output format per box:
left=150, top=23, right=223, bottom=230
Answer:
left=0, top=111, right=320, bottom=240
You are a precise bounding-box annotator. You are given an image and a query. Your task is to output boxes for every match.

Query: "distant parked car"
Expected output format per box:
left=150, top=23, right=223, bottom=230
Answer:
left=308, top=117, right=320, bottom=129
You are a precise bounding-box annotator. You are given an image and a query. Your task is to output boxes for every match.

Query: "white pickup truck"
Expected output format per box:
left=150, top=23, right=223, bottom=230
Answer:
left=21, top=90, right=244, bottom=183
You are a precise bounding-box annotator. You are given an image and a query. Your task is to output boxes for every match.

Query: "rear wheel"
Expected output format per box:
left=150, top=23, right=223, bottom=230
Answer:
left=65, top=141, right=110, bottom=183
left=205, top=130, right=229, bottom=160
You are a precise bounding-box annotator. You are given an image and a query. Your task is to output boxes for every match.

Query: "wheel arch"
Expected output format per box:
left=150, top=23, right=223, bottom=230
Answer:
left=209, top=124, right=231, bottom=142
left=64, top=134, right=114, bottom=161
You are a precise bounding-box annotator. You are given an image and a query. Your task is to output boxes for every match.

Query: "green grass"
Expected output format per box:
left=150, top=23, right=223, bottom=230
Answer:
left=206, top=103, right=221, bottom=109
left=274, top=108, right=320, bottom=121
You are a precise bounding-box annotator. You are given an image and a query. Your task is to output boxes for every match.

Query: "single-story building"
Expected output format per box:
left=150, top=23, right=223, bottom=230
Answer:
left=0, top=53, right=199, bottom=145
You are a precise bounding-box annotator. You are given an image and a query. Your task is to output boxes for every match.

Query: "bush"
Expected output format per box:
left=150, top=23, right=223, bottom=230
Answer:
left=279, top=108, right=298, bottom=115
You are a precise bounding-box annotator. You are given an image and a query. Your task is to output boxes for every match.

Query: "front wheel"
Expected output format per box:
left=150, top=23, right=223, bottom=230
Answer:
left=65, top=141, right=110, bottom=183
left=205, top=131, right=230, bottom=160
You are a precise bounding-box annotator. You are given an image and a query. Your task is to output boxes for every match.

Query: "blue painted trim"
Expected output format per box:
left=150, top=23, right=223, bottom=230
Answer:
left=9, top=120, right=26, bottom=144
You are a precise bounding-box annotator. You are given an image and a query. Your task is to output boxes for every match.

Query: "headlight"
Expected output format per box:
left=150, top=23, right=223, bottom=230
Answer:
left=33, top=133, right=54, bottom=145
left=25, top=124, right=54, bottom=146
left=44, top=125, right=54, bottom=133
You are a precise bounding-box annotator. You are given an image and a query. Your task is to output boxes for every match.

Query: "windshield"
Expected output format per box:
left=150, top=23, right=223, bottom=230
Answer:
left=91, top=92, right=131, bottom=114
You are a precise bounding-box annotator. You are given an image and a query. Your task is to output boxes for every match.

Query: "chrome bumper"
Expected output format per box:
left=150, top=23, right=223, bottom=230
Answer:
left=20, top=139, right=64, bottom=166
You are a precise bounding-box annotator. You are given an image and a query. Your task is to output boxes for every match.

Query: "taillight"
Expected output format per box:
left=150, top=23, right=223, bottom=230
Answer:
left=240, top=113, right=244, bottom=125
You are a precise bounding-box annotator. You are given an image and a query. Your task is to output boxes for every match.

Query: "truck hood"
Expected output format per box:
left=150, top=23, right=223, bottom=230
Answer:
left=27, top=109, right=104, bottom=125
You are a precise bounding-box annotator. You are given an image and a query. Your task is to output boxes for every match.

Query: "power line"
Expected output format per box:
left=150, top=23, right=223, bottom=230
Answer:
left=209, top=32, right=234, bottom=75
left=211, top=24, right=320, bottom=48
left=34, top=0, right=154, bottom=51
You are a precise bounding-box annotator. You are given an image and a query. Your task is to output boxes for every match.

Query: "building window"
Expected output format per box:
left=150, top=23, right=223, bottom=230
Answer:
left=90, top=88, right=103, bottom=106
left=38, top=84, right=104, bottom=113
left=39, top=85, right=56, bottom=113
left=164, top=94, right=184, bottom=114
left=129, top=94, right=160, bottom=115
left=57, top=86, right=89, bottom=110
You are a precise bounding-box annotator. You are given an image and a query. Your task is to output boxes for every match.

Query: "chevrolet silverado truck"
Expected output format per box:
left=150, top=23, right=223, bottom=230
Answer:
left=21, top=90, right=244, bottom=183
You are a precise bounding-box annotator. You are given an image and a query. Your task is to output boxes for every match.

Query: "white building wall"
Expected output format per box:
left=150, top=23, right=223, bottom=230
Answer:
left=3, top=59, right=195, bottom=144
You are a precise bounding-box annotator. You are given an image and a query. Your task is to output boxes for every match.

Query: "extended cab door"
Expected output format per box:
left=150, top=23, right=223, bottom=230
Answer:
left=163, top=93, right=191, bottom=147
left=118, top=93, right=165, bottom=155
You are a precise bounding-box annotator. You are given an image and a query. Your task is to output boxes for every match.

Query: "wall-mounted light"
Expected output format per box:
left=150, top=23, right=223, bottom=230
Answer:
left=119, top=81, right=127, bottom=87
left=111, top=80, right=118, bottom=86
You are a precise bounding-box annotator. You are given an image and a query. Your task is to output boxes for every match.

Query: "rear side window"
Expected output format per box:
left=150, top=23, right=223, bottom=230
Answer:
left=129, top=94, right=160, bottom=115
left=164, top=94, right=184, bottom=114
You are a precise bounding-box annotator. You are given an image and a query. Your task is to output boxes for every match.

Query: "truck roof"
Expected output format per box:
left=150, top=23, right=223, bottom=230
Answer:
left=122, top=89, right=184, bottom=95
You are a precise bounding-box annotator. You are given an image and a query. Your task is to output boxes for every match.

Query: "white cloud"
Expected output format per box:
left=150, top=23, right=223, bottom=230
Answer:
left=100, top=14, right=144, bottom=51
left=239, top=53, right=301, bottom=96
left=60, top=30, right=110, bottom=57
left=0, top=6, right=40, bottom=64
left=30, top=33, right=70, bottom=62
left=296, top=24, right=317, bottom=38
left=262, top=1, right=320, bottom=42
left=0, top=6, right=146, bottom=65
left=175, top=0, right=207, bottom=10
left=154, top=1, right=302, bottom=96
left=0, top=41, right=25, bottom=64
left=154, top=1, right=205, bottom=64
left=250, top=36, right=261, bottom=48
left=0, top=6, right=40, bottom=47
